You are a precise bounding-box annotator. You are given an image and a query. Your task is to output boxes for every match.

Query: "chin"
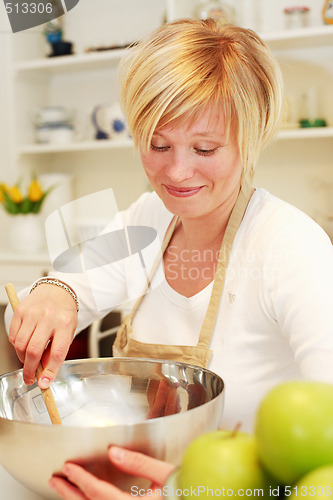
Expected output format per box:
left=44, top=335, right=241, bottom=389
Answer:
left=163, top=199, right=207, bottom=220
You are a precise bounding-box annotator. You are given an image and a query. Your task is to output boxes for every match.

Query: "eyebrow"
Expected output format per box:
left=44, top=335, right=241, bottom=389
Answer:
left=152, top=131, right=225, bottom=139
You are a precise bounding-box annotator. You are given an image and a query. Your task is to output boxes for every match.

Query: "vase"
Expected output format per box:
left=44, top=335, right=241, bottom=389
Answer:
left=8, top=214, right=45, bottom=253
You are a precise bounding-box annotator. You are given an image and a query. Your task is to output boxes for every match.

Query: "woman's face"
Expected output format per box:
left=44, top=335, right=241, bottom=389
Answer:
left=140, top=107, right=243, bottom=221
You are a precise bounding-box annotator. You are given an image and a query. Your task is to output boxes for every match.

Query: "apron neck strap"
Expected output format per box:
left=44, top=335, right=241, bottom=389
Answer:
left=197, top=181, right=253, bottom=348
left=128, top=214, right=179, bottom=320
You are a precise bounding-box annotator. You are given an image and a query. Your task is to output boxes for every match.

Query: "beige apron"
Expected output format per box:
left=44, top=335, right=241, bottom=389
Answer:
left=113, top=181, right=253, bottom=368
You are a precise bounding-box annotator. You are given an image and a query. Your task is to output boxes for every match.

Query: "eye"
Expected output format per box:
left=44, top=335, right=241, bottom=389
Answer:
left=151, top=143, right=170, bottom=152
left=194, top=147, right=219, bottom=156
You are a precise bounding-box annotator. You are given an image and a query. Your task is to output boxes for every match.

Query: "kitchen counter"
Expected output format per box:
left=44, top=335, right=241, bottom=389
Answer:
left=0, top=466, right=47, bottom=499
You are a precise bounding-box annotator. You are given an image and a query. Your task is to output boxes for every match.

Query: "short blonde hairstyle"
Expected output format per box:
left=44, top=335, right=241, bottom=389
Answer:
left=119, top=18, right=283, bottom=178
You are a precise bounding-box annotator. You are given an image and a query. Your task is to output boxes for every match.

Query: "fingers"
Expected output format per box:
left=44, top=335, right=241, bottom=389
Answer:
left=14, top=313, right=67, bottom=387
left=8, top=306, right=23, bottom=346
left=9, top=310, right=33, bottom=367
left=9, top=304, right=48, bottom=385
left=49, top=463, right=128, bottom=500
left=8, top=287, right=78, bottom=388
left=38, top=326, right=73, bottom=389
left=108, top=447, right=175, bottom=485
left=49, top=475, right=87, bottom=500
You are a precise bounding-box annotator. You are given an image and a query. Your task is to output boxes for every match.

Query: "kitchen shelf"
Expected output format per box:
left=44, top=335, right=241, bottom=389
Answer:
left=13, top=48, right=126, bottom=75
left=18, top=138, right=134, bottom=155
left=277, top=126, right=333, bottom=140
left=18, top=128, right=333, bottom=156
left=261, top=24, right=333, bottom=50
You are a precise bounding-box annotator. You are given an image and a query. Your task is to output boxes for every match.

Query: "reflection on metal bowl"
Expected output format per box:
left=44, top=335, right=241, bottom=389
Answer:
left=0, top=357, right=224, bottom=499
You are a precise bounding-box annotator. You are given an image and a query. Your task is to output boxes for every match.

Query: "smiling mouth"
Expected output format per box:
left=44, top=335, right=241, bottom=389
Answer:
left=164, top=185, right=203, bottom=197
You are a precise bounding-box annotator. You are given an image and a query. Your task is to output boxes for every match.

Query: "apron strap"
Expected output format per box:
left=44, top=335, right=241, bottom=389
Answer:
left=125, top=215, right=179, bottom=322
left=197, top=181, right=253, bottom=348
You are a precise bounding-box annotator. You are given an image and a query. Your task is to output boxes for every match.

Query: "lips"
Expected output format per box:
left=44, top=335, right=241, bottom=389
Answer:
left=164, top=185, right=203, bottom=197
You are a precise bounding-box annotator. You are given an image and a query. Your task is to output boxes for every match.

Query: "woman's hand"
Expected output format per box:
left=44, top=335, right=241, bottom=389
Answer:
left=49, top=446, right=175, bottom=500
left=8, top=283, right=78, bottom=389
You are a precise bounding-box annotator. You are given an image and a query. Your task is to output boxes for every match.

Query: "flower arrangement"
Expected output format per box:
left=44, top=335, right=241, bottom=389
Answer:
left=0, top=175, right=53, bottom=215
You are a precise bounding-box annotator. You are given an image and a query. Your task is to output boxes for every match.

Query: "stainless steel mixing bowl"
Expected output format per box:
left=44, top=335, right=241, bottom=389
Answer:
left=0, top=357, right=224, bottom=499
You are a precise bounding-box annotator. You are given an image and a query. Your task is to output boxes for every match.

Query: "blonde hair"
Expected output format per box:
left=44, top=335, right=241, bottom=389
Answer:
left=120, top=18, right=283, bottom=178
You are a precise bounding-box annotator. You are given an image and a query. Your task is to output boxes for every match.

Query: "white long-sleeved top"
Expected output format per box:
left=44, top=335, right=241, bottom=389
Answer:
left=6, top=188, right=333, bottom=431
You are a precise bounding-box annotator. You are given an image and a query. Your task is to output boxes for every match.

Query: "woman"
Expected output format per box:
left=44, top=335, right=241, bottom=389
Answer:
left=6, top=18, right=333, bottom=499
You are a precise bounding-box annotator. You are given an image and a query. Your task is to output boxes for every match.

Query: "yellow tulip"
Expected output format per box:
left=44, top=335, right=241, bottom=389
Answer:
left=0, top=183, right=7, bottom=203
left=28, top=179, right=43, bottom=202
left=8, top=185, right=23, bottom=204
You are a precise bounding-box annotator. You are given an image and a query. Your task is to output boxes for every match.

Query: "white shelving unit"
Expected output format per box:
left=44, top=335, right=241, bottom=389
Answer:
left=0, top=0, right=166, bottom=298
left=9, top=11, right=333, bottom=160
left=6, top=0, right=166, bottom=205
left=11, top=22, right=333, bottom=158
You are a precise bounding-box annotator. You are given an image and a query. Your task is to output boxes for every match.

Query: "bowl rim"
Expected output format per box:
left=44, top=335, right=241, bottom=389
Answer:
left=0, top=357, right=225, bottom=429
left=0, top=356, right=225, bottom=383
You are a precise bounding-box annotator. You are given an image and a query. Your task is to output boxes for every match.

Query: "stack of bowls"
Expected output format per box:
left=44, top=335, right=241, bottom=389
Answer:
left=33, top=106, right=75, bottom=145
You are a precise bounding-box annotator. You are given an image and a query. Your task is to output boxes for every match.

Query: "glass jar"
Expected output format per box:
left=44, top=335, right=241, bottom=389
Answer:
left=283, top=6, right=310, bottom=30
left=193, top=0, right=235, bottom=23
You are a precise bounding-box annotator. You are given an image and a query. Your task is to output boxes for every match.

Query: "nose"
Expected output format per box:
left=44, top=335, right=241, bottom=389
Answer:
left=165, top=151, right=194, bottom=183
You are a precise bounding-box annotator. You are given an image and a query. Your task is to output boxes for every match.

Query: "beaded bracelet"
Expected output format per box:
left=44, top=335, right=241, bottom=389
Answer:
left=30, top=278, right=79, bottom=312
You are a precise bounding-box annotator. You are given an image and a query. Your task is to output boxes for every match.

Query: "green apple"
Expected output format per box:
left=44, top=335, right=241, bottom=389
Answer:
left=255, top=381, right=333, bottom=485
left=290, top=464, right=333, bottom=499
left=178, top=429, right=273, bottom=498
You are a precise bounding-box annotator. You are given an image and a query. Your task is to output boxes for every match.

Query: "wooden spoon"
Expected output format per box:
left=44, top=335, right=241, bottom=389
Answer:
left=5, top=282, right=62, bottom=425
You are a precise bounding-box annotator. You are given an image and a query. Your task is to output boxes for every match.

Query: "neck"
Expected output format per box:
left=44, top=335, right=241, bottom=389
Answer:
left=176, top=187, right=241, bottom=252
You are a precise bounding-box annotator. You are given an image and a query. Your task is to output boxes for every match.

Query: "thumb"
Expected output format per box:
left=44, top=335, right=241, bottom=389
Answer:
left=108, top=447, right=175, bottom=485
